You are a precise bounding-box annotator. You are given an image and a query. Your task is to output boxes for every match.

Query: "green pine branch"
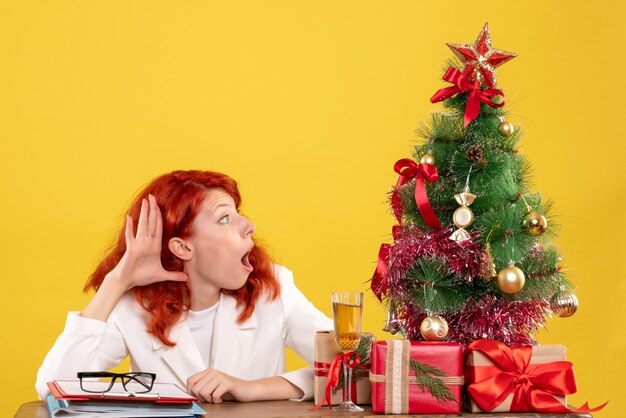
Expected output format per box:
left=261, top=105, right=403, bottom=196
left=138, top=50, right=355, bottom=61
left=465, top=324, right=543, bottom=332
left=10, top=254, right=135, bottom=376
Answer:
left=406, top=257, right=472, bottom=312
left=409, top=359, right=458, bottom=403
left=334, top=333, right=374, bottom=392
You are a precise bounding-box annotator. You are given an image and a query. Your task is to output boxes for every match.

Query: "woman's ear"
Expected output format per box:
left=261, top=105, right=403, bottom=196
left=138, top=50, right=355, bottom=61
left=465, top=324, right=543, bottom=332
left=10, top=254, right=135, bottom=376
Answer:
left=168, top=237, right=193, bottom=261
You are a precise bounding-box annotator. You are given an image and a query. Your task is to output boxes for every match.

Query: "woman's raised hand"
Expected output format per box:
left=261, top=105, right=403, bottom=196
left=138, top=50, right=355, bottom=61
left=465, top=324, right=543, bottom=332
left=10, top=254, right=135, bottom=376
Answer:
left=110, top=194, right=188, bottom=291
left=81, top=195, right=187, bottom=321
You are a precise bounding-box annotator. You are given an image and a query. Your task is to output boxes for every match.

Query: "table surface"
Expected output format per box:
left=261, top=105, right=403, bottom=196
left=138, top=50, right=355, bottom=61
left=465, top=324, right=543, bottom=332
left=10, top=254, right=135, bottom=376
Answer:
left=16, top=400, right=593, bottom=418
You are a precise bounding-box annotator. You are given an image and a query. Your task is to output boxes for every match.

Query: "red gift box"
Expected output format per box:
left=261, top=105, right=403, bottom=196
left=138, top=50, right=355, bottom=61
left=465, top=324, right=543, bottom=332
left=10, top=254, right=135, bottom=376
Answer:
left=465, top=340, right=567, bottom=413
left=370, top=340, right=463, bottom=414
left=464, top=339, right=607, bottom=414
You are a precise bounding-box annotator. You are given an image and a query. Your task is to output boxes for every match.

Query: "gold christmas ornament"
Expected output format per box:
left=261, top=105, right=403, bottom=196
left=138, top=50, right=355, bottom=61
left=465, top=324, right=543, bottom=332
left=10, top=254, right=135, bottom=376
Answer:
left=523, top=210, right=548, bottom=235
left=450, top=186, right=476, bottom=242
left=420, top=315, right=449, bottom=341
left=496, top=262, right=525, bottom=294
left=498, top=120, right=514, bottom=137
left=453, top=205, right=474, bottom=228
left=382, top=305, right=402, bottom=335
left=519, top=195, right=547, bottom=236
left=480, top=242, right=497, bottom=280
left=420, top=150, right=436, bottom=166
left=550, top=289, right=579, bottom=318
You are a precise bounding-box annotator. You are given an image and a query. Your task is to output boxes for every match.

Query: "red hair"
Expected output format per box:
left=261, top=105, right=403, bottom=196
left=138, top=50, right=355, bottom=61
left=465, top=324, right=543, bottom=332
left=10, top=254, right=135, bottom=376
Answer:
left=84, top=170, right=280, bottom=347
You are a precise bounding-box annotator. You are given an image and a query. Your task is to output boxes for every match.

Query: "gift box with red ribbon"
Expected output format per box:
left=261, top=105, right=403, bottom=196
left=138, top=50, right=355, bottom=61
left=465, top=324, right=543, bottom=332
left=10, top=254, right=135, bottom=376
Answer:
left=464, top=339, right=607, bottom=414
left=370, top=340, right=463, bottom=414
left=313, top=330, right=372, bottom=406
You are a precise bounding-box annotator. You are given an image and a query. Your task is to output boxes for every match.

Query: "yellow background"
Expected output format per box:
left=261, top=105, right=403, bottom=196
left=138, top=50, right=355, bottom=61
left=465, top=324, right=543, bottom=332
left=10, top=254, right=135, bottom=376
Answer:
left=1, top=1, right=623, bottom=417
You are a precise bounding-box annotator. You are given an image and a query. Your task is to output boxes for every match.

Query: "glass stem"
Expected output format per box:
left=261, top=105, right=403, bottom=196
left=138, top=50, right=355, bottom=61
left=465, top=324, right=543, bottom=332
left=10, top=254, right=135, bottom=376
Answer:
left=343, top=363, right=353, bottom=404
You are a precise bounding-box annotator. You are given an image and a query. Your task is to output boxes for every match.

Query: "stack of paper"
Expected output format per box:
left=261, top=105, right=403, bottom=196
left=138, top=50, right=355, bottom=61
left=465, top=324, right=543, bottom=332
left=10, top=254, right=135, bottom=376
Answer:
left=46, top=395, right=205, bottom=417
left=45, top=380, right=206, bottom=417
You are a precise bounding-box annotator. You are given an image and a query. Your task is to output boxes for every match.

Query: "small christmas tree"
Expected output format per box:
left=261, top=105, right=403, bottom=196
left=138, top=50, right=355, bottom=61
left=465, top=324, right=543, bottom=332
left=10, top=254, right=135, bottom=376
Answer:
left=372, top=23, right=578, bottom=346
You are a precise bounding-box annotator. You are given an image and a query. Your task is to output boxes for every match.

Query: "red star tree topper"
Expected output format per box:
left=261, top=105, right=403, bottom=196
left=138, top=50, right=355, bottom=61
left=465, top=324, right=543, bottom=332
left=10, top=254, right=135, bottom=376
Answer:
left=446, top=23, right=517, bottom=88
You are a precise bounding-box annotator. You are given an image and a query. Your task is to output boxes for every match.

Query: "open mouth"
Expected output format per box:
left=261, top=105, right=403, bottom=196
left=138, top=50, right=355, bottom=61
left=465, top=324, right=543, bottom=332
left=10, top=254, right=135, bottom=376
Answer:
left=241, top=250, right=253, bottom=271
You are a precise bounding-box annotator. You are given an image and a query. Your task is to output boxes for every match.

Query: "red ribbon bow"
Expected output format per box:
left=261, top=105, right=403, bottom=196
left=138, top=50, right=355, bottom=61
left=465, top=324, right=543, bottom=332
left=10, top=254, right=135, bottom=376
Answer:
left=430, top=67, right=505, bottom=128
left=465, top=339, right=607, bottom=414
left=310, top=352, right=361, bottom=411
left=371, top=243, right=390, bottom=301
left=391, top=159, right=441, bottom=230
left=370, top=226, right=403, bottom=301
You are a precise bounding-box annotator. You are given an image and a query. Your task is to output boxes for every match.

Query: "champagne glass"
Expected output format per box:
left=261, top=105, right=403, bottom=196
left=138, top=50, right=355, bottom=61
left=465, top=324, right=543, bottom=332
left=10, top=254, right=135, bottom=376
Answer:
left=331, top=292, right=364, bottom=412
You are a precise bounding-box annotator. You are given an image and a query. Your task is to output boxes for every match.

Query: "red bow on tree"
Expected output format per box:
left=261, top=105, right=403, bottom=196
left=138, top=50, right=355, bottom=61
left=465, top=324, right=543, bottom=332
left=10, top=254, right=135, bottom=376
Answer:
left=391, top=159, right=441, bottom=230
left=370, top=226, right=403, bottom=301
left=465, top=339, right=607, bottom=414
left=430, top=67, right=505, bottom=128
left=371, top=243, right=390, bottom=301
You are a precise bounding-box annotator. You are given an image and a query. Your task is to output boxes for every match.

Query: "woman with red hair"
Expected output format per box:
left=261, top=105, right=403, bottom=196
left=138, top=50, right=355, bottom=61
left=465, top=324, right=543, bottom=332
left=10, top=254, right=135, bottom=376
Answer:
left=36, top=170, right=333, bottom=403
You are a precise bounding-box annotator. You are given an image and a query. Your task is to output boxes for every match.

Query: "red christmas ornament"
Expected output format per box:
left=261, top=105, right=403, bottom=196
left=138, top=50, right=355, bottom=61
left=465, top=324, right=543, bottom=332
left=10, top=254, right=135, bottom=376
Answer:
left=447, top=23, right=517, bottom=88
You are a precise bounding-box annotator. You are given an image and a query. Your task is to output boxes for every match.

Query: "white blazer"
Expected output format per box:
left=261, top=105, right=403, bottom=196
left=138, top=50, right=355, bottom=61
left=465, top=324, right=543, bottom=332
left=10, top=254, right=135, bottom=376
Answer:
left=36, top=265, right=333, bottom=401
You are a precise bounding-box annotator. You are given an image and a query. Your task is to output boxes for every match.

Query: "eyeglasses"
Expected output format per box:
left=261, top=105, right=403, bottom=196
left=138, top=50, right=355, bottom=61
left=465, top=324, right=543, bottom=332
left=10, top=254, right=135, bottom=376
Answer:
left=77, top=372, right=156, bottom=394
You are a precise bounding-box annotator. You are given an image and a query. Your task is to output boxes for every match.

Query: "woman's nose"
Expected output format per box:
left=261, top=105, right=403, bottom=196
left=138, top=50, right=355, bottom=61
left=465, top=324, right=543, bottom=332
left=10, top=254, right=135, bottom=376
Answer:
left=242, top=218, right=255, bottom=238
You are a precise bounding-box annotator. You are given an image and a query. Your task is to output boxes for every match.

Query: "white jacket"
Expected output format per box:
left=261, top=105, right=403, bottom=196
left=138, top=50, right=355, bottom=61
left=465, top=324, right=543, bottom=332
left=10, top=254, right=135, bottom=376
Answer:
left=36, top=265, right=333, bottom=400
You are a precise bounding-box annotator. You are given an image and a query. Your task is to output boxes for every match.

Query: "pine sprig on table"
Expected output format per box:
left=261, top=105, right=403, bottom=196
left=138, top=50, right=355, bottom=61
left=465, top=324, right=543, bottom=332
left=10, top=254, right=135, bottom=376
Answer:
left=409, top=359, right=457, bottom=403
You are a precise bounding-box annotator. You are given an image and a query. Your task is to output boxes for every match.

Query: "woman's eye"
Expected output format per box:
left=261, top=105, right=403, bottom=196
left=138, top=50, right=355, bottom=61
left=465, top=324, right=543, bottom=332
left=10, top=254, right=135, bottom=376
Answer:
left=218, top=214, right=230, bottom=224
